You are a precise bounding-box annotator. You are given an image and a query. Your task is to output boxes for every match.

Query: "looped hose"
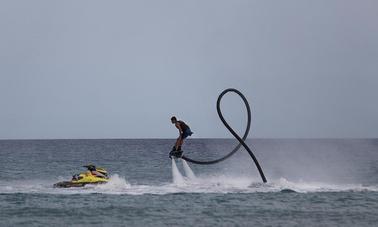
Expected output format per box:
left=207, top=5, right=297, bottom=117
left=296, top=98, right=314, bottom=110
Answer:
left=181, top=88, right=267, bottom=183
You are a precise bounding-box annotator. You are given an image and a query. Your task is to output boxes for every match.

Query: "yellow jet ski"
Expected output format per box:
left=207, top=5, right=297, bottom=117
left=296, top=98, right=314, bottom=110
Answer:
left=54, top=165, right=109, bottom=188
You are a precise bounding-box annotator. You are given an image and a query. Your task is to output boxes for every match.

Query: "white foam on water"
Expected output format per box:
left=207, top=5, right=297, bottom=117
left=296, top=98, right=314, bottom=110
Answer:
left=181, top=159, right=196, bottom=180
left=95, top=174, right=131, bottom=190
left=1, top=175, right=378, bottom=195
left=269, top=178, right=378, bottom=193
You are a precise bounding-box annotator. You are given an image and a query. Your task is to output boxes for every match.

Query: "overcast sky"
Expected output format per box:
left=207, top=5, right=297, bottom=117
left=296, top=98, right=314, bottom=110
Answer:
left=0, top=0, right=377, bottom=139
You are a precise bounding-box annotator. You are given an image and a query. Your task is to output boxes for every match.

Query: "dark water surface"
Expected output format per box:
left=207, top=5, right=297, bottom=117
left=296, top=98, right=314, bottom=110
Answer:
left=1, top=139, right=378, bottom=226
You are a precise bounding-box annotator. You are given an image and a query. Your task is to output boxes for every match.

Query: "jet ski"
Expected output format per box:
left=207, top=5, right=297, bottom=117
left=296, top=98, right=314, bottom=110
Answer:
left=53, top=165, right=109, bottom=188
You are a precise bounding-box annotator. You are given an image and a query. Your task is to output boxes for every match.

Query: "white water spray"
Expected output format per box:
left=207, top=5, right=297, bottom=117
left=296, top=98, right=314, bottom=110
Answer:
left=182, top=159, right=196, bottom=180
left=171, top=159, right=185, bottom=185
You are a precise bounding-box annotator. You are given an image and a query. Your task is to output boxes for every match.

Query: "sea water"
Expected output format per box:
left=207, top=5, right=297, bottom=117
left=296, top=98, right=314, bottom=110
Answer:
left=1, top=139, right=378, bottom=226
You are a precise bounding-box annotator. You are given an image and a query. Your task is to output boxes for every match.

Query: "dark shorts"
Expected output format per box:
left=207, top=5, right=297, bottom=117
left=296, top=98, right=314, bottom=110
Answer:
left=182, top=128, right=193, bottom=139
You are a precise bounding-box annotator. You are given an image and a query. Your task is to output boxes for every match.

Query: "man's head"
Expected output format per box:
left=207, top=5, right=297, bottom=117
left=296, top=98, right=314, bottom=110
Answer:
left=84, top=165, right=96, bottom=171
left=171, top=116, right=177, bottom=124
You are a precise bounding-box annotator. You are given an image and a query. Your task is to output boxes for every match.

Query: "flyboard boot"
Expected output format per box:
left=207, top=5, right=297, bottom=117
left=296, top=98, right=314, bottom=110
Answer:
left=169, top=146, right=183, bottom=159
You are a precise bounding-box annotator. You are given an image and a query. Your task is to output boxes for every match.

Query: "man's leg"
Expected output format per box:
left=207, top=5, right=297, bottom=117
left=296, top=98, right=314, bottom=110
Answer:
left=170, top=138, right=183, bottom=158
left=175, top=138, right=182, bottom=150
left=177, top=137, right=186, bottom=152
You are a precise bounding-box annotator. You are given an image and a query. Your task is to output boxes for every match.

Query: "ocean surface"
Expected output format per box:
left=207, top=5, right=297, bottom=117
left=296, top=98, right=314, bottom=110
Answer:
left=1, top=139, right=378, bottom=226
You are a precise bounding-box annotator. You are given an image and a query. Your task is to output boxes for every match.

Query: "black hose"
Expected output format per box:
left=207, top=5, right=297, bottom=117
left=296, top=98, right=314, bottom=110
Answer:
left=181, top=88, right=267, bottom=183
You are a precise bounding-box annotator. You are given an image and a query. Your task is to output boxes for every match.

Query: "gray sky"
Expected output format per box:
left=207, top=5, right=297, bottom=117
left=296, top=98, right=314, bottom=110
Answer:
left=1, top=0, right=377, bottom=139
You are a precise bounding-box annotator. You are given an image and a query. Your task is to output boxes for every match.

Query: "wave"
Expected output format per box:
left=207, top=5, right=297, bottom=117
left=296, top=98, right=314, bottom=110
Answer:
left=0, top=174, right=377, bottom=195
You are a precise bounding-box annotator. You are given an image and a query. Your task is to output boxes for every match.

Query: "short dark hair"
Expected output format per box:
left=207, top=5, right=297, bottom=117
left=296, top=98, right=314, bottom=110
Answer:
left=171, top=116, right=177, bottom=121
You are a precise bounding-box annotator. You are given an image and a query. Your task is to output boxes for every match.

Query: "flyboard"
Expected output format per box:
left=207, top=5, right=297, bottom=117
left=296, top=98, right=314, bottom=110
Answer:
left=170, top=88, right=267, bottom=183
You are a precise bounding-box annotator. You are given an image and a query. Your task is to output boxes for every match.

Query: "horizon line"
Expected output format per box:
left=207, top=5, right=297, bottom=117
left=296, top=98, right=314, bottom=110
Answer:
left=1, top=137, right=377, bottom=141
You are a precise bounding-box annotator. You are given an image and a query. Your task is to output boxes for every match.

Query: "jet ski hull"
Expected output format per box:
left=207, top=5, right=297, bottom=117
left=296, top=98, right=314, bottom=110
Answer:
left=53, top=181, right=107, bottom=188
